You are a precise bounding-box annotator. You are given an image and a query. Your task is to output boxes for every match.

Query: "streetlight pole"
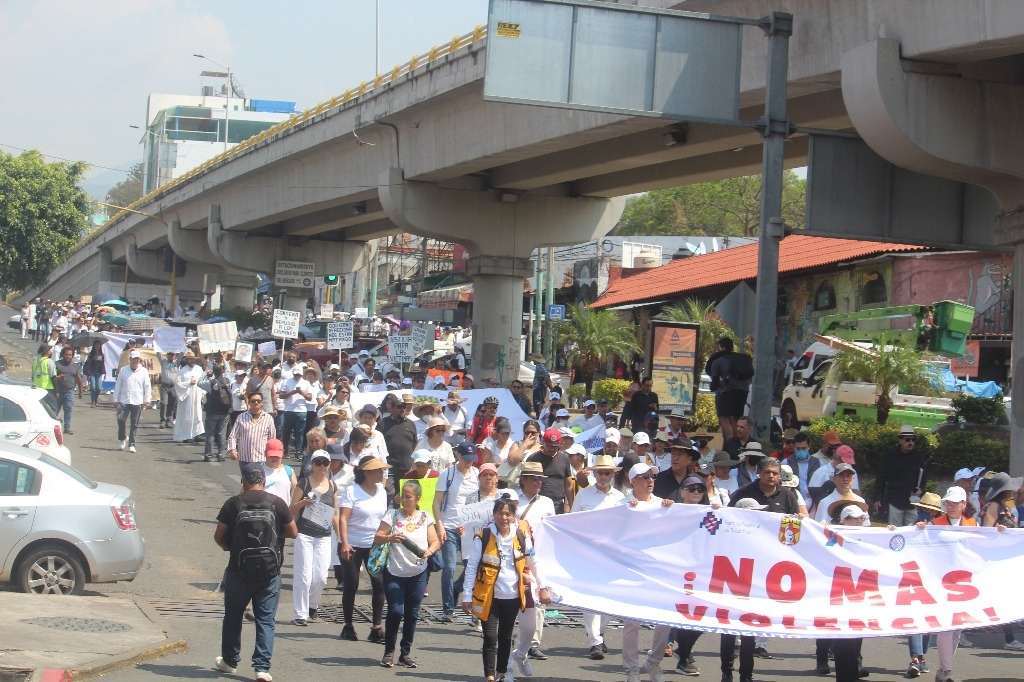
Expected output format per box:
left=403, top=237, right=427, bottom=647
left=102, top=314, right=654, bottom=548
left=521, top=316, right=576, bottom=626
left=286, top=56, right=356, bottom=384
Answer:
left=194, top=53, right=231, bottom=151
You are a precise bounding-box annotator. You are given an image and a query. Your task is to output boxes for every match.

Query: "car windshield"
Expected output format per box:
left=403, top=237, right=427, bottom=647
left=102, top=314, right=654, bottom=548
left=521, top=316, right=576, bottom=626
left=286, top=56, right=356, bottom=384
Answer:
left=37, top=395, right=59, bottom=420
left=36, top=452, right=97, bottom=489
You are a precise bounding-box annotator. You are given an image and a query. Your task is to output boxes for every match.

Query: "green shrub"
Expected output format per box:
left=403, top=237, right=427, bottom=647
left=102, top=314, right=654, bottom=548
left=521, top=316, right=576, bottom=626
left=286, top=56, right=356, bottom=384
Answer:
left=933, top=431, right=1009, bottom=474
left=806, top=416, right=936, bottom=476
left=205, top=307, right=271, bottom=331
left=566, top=384, right=587, bottom=407
left=592, top=379, right=630, bottom=409
left=951, top=394, right=1005, bottom=425
left=690, top=393, right=720, bottom=432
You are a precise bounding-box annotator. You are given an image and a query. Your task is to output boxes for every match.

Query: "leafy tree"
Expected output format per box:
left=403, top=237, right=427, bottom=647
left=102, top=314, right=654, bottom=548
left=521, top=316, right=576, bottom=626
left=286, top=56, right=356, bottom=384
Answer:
left=557, top=303, right=641, bottom=396
left=824, top=336, right=940, bottom=425
left=656, top=297, right=738, bottom=372
left=104, top=162, right=144, bottom=208
left=0, top=150, right=90, bottom=291
left=616, top=171, right=806, bottom=237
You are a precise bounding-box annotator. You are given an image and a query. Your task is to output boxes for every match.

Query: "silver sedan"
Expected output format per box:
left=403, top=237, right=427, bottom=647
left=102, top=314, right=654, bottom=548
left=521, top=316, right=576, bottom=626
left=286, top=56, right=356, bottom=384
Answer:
left=0, top=444, right=144, bottom=595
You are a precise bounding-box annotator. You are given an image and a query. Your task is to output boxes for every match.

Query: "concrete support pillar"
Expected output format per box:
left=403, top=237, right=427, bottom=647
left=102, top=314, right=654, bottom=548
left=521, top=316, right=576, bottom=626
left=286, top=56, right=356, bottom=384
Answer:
left=218, top=273, right=259, bottom=310
left=176, top=289, right=205, bottom=311
left=842, top=38, right=1024, bottom=475
left=126, top=242, right=170, bottom=283
left=378, top=168, right=624, bottom=386
left=97, top=246, right=113, bottom=283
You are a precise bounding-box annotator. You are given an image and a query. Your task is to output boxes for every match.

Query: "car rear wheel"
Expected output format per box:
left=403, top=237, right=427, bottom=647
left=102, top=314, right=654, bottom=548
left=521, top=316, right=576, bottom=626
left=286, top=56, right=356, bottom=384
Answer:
left=16, top=545, right=87, bottom=595
left=780, top=400, right=800, bottom=430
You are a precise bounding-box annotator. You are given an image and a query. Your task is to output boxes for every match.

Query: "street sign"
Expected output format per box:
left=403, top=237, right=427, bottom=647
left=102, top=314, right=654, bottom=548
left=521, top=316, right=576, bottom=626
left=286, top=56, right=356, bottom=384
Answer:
left=327, top=322, right=354, bottom=350
left=320, top=303, right=334, bottom=318
left=275, top=260, right=315, bottom=288
left=271, top=308, right=301, bottom=339
left=410, top=326, right=428, bottom=355
left=547, top=304, right=566, bottom=321
left=388, top=334, right=415, bottom=363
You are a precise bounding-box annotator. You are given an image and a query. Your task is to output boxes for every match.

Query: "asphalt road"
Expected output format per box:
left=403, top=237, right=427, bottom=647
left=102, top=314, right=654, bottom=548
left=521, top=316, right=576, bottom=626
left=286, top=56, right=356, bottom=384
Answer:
left=1, top=310, right=1021, bottom=681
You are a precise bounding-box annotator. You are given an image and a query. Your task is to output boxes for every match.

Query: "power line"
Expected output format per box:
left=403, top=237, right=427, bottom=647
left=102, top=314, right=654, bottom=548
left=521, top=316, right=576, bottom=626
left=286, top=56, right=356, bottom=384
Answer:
left=0, top=142, right=136, bottom=175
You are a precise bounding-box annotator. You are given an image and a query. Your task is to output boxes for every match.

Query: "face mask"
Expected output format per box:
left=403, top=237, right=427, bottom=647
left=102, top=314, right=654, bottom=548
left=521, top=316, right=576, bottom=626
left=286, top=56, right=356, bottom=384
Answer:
left=795, top=449, right=810, bottom=462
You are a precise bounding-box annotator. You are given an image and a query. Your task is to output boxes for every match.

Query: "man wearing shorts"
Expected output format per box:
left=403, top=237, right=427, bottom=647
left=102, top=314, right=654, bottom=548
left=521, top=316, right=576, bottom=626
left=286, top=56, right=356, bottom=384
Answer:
left=706, top=337, right=750, bottom=441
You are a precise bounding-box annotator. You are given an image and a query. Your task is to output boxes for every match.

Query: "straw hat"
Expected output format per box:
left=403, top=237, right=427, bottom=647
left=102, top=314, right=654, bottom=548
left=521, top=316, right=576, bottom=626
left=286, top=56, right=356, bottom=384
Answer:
left=827, top=492, right=869, bottom=518
left=591, top=454, right=622, bottom=472
left=446, top=390, right=467, bottom=404
left=425, top=416, right=450, bottom=431
left=358, top=458, right=391, bottom=471
left=911, top=491, right=943, bottom=513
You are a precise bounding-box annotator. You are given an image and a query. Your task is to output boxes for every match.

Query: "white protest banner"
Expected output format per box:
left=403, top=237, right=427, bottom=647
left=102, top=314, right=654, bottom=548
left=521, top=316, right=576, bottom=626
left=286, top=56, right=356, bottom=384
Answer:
left=320, top=303, right=334, bottom=319
left=271, top=309, right=301, bottom=339
left=152, top=326, right=187, bottom=354
left=348, top=388, right=531, bottom=439
left=327, top=322, right=354, bottom=350
left=100, top=332, right=156, bottom=391
left=455, top=499, right=496, bottom=539
left=197, top=320, right=238, bottom=354
left=410, top=326, right=428, bottom=355
left=354, top=307, right=368, bottom=318
left=388, top=334, right=415, bottom=363
left=535, top=505, right=1024, bottom=638
left=257, top=341, right=278, bottom=356
left=234, top=342, right=254, bottom=364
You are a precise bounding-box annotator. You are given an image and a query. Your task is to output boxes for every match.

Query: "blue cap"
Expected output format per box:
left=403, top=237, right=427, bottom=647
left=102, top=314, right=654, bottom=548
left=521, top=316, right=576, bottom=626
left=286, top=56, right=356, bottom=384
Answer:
left=645, top=411, right=659, bottom=421
left=456, top=442, right=477, bottom=459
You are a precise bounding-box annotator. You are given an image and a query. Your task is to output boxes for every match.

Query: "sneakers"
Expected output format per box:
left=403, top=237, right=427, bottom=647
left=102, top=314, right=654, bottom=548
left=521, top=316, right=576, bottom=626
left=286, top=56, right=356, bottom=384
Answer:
left=129, top=445, right=136, bottom=453
left=957, top=635, right=973, bottom=648
left=527, top=647, right=548, bottom=660
left=293, top=618, right=308, bottom=626
left=626, top=667, right=642, bottom=682
left=675, top=658, right=700, bottom=676
left=753, top=646, right=770, bottom=659
left=214, top=656, right=236, bottom=673
left=380, top=652, right=394, bottom=668
left=308, top=608, right=319, bottom=623
left=119, top=438, right=127, bottom=450
left=204, top=455, right=212, bottom=462
left=906, top=661, right=921, bottom=678
left=917, top=657, right=929, bottom=673
left=512, top=650, right=534, bottom=677
left=816, top=662, right=832, bottom=675
left=440, top=611, right=455, bottom=623
left=255, top=673, right=272, bottom=682
left=368, top=626, right=385, bottom=644
left=398, top=653, right=417, bottom=668
left=934, top=670, right=954, bottom=682
left=642, top=659, right=666, bottom=682
left=216, top=454, right=225, bottom=462
left=340, top=623, right=358, bottom=640
left=1004, top=639, right=1024, bottom=651
left=589, top=644, right=605, bottom=660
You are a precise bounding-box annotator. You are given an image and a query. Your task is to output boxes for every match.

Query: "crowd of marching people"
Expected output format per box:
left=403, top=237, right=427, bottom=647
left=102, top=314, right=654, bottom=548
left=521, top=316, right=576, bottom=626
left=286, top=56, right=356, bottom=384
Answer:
left=20, top=303, right=1024, bottom=682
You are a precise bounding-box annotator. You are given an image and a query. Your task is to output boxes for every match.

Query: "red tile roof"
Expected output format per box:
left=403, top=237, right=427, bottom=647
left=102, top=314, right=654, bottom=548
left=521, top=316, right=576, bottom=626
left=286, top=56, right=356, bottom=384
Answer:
left=592, top=235, right=932, bottom=309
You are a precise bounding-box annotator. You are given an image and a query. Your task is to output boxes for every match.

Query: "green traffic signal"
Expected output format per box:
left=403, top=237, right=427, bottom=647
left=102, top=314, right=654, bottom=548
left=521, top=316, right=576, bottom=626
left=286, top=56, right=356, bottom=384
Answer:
left=324, top=275, right=338, bottom=284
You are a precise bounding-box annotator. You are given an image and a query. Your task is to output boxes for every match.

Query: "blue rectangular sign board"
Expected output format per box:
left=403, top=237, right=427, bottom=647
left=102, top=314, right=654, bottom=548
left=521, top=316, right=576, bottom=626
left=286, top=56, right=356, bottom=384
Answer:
left=547, top=304, right=566, bottom=321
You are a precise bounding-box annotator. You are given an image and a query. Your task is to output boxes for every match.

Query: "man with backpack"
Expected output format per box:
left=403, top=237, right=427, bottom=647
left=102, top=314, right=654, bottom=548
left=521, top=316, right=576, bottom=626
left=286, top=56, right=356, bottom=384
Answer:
left=200, top=364, right=234, bottom=462
left=705, top=337, right=753, bottom=441
left=214, top=465, right=297, bottom=681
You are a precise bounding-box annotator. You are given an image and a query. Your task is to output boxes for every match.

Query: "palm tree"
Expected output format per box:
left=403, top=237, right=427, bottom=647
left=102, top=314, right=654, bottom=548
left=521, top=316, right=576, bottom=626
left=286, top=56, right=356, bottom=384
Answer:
left=557, top=303, right=641, bottom=397
left=656, top=297, right=739, bottom=372
left=824, top=335, right=939, bottom=425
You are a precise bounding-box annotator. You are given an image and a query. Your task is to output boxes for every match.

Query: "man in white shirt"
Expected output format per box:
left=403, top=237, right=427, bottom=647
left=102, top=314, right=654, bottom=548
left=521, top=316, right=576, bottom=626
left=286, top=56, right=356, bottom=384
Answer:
left=433, top=443, right=480, bottom=621
left=113, top=351, right=151, bottom=453
left=571, top=400, right=604, bottom=430
left=173, top=351, right=206, bottom=443
left=808, top=444, right=862, bottom=495
left=814, top=463, right=866, bottom=522
left=513, top=461, right=557, bottom=669
left=279, top=367, right=313, bottom=458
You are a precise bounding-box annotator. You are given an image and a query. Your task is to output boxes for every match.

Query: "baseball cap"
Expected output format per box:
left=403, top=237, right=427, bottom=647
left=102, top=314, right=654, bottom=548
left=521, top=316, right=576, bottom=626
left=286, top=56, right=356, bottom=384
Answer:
left=836, top=445, right=856, bottom=465
left=235, top=369, right=247, bottom=376
left=291, top=367, right=302, bottom=374
left=583, top=399, right=597, bottom=408
left=604, top=428, right=620, bottom=443
left=549, top=391, right=561, bottom=400
left=681, top=475, right=706, bottom=489
left=628, top=462, right=659, bottom=482
left=619, top=428, right=633, bottom=438
left=954, top=467, right=983, bottom=481
left=129, top=350, right=141, bottom=359
left=598, top=398, right=609, bottom=405
left=558, top=426, right=575, bottom=439
left=834, top=463, right=855, bottom=475
left=412, top=449, right=434, bottom=464
left=456, top=442, right=478, bottom=459
left=840, top=505, right=867, bottom=521
left=632, top=432, right=651, bottom=446
left=942, top=486, right=967, bottom=503
left=565, top=443, right=586, bottom=457
left=479, top=463, right=498, bottom=475
left=402, top=377, right=413, bottom=386
left=542, top=428, right=563, bottom=444
left=555, top=408, right=570, bottom=418
left=241, top=464, right=266, bottom=485
left=358, top=349, right=370, bottom=357
left=265, top=439, right=284, bottom=456
left=822, top=430, right=842, bottom=446
left=644, top=410, right=659, bottom=421
left=734, top=498, right=768, bottom=511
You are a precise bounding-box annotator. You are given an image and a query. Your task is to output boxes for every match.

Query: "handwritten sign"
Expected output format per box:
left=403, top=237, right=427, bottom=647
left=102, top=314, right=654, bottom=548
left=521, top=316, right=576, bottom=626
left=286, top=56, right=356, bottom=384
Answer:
left=388, top=335, right=415, bottom=363
left=320, top=304, right=334, bottom=319
left=410, top=326, right=428, bottom=355
left=257, top=341, right=278, bottom=356
left=354, top=307, right=369, bottom=318
left=455, top=499, right=495, bottom=539
left=198, top=320, right=238, bottom=354
left=327, top=322, right=354, bottom=350
left=153, top=326, right=187, bottom=354
left=271, top=309, right=301, bottom=339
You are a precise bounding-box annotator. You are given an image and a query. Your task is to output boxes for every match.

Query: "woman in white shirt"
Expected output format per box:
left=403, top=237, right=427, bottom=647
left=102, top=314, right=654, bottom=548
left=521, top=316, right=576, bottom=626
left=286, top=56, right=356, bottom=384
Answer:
left=338, top=456, right=390, bottom=643
left=419, top=417, right=455, bottom=472
left=479, top=417, right=521, bottom=467
left=441, top=391, right=469, bottom=444
left=374, top=480, right=441, bottom=669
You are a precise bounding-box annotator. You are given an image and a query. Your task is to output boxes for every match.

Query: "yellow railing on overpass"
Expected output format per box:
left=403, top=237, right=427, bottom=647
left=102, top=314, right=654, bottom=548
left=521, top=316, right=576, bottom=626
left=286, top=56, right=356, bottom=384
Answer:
left=80, top=24, right=488, bottom=252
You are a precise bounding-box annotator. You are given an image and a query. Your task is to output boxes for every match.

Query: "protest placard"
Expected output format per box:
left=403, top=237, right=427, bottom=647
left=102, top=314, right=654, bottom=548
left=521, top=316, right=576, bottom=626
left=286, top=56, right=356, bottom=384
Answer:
left=388, top=335, right=415, bottom=363
left=271, top=309, right=301, bottom=339
left=257, top=341, right=278, bottom=357
left=198, top=320, right=238, bottom=354
left=152, top=326, right=187, bottom=354
left=327, top=322, right=354, bottom=350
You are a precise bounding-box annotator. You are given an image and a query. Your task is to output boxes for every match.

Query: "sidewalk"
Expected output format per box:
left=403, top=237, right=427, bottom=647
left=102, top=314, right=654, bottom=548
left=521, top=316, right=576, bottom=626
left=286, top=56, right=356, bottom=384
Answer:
left=0, top=591, right=184, bottom=681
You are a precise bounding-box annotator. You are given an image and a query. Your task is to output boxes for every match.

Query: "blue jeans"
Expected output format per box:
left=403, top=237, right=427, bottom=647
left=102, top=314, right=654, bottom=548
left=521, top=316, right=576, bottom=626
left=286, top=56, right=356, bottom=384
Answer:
left=440, top=529, right=463, bottom=612
left=88, top=374, right=103, bottom=405
left=55, top=390, right=75, bottom=430
left=908, top=634, right=931, bottom=657
left=383, top=568, right=429, bottom=655
left=281, top=411, right=307, bottom=456
left=221, top=571, right=280, bottom=674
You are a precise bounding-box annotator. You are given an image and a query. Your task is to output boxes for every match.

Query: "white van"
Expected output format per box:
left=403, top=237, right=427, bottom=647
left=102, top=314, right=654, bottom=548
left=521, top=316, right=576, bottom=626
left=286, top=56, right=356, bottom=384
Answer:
left=790, top=342, right=838, bottom=385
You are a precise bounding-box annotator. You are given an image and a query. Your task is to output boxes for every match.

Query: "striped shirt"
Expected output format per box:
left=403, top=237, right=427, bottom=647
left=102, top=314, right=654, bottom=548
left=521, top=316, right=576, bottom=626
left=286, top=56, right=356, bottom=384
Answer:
left=227, top=410, right=277, bottom=463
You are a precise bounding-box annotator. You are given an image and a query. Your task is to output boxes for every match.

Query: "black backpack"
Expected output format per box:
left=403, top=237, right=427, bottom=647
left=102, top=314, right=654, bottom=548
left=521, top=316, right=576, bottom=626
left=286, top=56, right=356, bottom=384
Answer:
left=730, top=352, right=755, bottom=381
left=207, top=377, right=233, bottom=411
left=231, top=496, right=281, bottom=582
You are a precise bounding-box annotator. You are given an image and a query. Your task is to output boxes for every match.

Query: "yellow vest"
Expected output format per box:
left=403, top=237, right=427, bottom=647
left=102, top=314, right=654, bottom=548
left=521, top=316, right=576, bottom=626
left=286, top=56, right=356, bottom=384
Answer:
left=470, top=522, right=529, bottom=621
left=33, top=356, right=54, bottom=390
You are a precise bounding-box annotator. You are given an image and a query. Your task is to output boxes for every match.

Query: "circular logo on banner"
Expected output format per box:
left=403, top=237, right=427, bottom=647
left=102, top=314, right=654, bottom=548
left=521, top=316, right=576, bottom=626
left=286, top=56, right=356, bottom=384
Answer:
left=302, top=277, right=312, bottom=287
left=889, top=535, right=906, bottom=552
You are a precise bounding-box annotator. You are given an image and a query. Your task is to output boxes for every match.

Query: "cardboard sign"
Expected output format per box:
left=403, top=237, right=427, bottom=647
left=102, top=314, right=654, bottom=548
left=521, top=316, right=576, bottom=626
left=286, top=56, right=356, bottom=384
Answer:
left=271, top=309, right=301, bottom=339
left=410, top=326, right=428, bottom=355
left=198, top=320, right=238, bottom=354
left=153, top=326, right=187, bottom=354
left=388, top=334, right=415, bottom=363
left=327, top=322, right=354, bottom=350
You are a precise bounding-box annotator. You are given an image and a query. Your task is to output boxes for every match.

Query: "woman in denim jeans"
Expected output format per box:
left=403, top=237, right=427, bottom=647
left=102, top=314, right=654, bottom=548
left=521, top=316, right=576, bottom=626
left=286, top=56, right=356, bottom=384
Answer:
left=85, top=341, right=105, bottom=407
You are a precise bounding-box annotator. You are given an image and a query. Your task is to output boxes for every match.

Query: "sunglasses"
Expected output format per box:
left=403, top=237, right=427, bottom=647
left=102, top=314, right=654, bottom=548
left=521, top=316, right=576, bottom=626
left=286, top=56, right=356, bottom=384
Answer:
left=312, top=459, right=331, bottom=466
left=683, top=485, right=707, bottom=493
left=594, top=470, right=614, bottom=476
left=634, top=474, right=657, bottom=481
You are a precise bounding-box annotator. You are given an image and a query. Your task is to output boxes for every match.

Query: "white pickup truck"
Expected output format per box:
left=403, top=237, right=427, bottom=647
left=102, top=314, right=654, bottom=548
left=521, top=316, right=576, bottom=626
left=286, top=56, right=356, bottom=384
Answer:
left=780, top=358, right=953, bottom=429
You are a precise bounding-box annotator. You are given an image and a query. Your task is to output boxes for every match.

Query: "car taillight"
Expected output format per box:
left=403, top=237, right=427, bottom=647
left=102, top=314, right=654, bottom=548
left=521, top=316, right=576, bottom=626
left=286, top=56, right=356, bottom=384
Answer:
left=111, top=499, right=138, bottom=530
left=54, top=424, right=63, bottom=446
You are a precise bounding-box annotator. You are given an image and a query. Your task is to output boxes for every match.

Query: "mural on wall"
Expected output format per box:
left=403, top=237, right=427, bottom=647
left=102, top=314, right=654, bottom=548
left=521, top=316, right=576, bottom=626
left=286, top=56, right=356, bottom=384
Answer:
left=966, top=257, right=1012, bottom=334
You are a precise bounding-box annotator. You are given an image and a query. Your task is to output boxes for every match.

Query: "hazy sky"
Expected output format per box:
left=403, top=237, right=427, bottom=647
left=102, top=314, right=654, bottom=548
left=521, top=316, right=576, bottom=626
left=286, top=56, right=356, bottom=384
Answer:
left=0, top=0, right=488, bottom=191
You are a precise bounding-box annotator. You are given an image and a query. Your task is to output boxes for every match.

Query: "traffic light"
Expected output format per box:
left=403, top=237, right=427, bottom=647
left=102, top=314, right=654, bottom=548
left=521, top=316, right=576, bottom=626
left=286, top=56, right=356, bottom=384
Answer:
left=324, top=275, right=339, bottom=284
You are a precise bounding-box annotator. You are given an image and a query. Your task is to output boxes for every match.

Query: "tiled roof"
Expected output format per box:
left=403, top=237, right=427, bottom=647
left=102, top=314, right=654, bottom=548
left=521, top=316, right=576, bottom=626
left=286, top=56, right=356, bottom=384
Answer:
left=592, top=235, right=932, bottom=309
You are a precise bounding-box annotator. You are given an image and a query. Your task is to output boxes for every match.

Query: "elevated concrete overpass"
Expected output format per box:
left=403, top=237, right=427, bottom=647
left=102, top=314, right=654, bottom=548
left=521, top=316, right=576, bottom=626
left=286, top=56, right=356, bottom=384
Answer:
left=29, top=0, right=1024, bottom=470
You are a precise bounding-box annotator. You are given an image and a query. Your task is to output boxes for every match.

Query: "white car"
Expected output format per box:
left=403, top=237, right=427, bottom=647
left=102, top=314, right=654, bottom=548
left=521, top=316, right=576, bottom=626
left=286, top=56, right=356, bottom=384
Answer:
left=0, top=444, right=144, bottom=595
left=518, top=360, right=569, bottom=393
left=0, top=385, right=72, bottom=465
